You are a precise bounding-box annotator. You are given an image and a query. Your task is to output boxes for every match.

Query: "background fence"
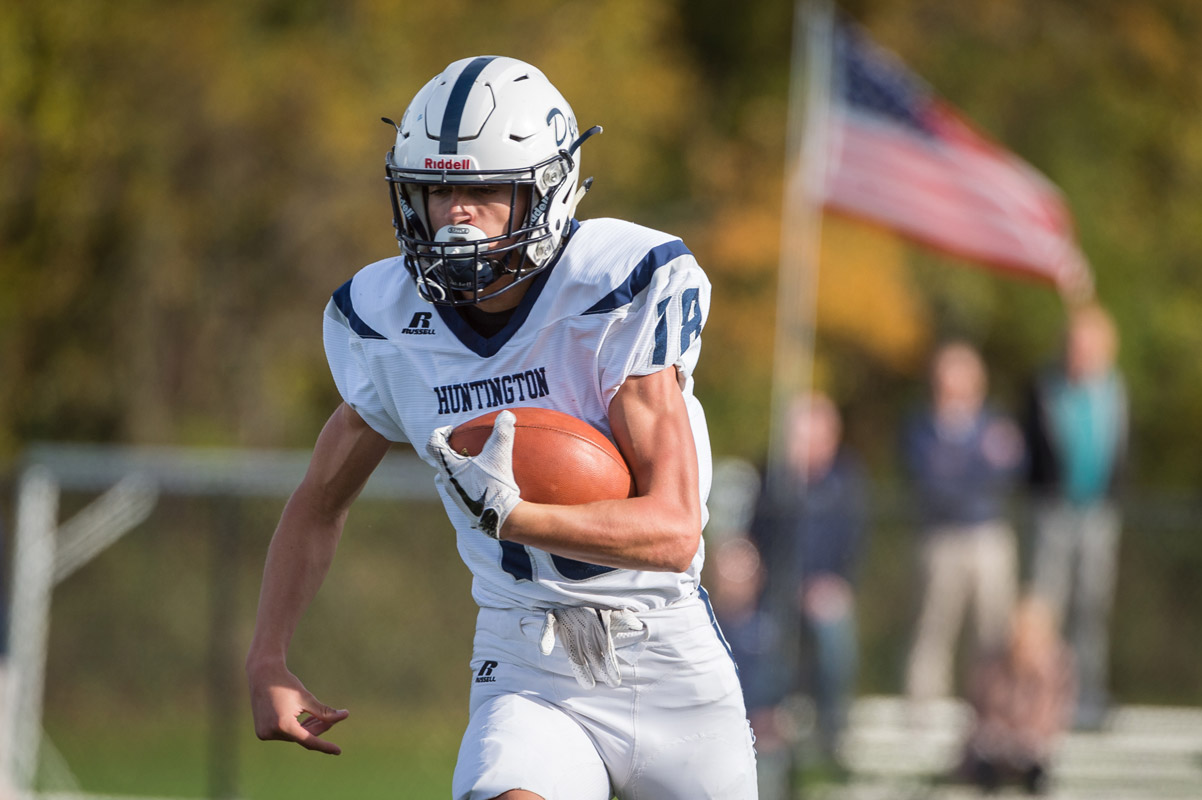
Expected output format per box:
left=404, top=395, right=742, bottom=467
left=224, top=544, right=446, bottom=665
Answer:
left=2, top=443, right=1200, bottom=798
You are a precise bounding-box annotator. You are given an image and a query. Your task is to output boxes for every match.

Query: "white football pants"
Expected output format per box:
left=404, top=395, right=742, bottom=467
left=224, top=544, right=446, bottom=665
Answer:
left=453, top=591, right=758, bottom=800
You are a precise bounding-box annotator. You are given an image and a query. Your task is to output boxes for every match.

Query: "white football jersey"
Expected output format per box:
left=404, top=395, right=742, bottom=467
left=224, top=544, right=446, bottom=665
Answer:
left=323, top=218, right=713, bottom=611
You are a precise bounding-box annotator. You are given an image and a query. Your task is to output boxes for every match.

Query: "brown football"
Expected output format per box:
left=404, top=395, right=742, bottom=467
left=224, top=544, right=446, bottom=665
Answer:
left=448, top=407, right=635, bottom=504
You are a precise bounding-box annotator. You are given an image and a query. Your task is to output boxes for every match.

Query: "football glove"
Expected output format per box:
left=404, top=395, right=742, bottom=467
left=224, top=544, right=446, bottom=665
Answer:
left=427, top=410, right=522, bottom=540
left=539, top=606, right=646, bottom=689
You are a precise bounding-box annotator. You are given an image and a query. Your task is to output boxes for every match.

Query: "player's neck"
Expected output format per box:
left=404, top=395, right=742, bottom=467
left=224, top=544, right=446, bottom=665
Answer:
left=458, top=302, right=518, bottom=338
left=454, top=259, right=538, bottom=335
left=471, top=271, right=530, bottom=313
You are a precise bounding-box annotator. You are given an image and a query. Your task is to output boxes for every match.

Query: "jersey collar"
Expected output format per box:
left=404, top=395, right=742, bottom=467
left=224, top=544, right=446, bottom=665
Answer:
left=434, top=220, right=578, bottom=357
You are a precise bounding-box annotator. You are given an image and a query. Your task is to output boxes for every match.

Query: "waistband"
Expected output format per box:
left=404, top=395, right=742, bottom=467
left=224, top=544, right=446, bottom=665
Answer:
left=476, top=589, right=718, bottom=644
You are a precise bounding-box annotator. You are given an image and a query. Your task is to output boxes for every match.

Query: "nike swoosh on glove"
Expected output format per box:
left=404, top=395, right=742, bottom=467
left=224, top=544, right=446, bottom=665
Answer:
left=427, top=410, right=523, bottom=540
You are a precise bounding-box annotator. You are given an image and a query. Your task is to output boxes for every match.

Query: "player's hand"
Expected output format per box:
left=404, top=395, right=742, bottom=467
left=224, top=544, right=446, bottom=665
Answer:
left=426, top=409, right=522, bottom=540
left=247, top=664, right=349, bottom=755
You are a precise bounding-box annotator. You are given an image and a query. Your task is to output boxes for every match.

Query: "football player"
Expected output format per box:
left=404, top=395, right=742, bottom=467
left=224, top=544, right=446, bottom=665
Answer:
left=245, top=56, right=758, bottom=800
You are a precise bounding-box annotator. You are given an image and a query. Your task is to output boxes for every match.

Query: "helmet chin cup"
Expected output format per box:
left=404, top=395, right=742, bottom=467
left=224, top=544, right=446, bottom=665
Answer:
left=433, top=224, right=499, bottom=291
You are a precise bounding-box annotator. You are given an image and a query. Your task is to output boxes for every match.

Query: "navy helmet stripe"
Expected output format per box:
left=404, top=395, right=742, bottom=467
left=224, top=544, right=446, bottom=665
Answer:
left=332, top=280, right=386, bottom=340
left=584, top=239, right=693, bottom=315
left=440, top=56, right=497, bottom=155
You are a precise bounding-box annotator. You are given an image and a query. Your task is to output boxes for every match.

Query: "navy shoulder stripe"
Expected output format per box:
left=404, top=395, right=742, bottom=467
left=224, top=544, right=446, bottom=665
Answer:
left=584, top=239, right=692, bottom=315
left=440, top=56, right=497, bottom=155
left=332, top=279, right=386, bottom=340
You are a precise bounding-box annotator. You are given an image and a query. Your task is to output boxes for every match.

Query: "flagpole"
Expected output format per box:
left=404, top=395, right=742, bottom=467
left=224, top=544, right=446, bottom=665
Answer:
left=755, top=5, right=834, bottom=779
left=767, top=0, right=833, bottom=497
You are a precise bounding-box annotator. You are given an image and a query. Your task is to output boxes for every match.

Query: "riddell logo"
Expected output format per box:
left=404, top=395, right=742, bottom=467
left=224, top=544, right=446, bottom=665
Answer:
left=425, top=156, right=473, bottom=169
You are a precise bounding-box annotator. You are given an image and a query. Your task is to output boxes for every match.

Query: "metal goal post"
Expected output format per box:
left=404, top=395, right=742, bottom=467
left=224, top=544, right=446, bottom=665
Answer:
left=1, top=442, right=434, bottom=799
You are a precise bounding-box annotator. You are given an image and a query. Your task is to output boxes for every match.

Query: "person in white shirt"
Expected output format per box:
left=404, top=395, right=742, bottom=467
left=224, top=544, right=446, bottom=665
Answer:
left=245, top=56, right=757, bottom=800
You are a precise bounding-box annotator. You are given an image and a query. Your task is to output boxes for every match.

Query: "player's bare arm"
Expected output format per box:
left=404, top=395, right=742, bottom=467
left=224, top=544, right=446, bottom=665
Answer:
left=499, top=365, right=702, bottom=572
left=245, top=402, right=391, bottom=754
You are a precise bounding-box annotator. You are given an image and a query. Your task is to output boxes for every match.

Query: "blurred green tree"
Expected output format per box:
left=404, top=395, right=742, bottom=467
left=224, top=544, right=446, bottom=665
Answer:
left=2, top=0, right=1201, bottom=482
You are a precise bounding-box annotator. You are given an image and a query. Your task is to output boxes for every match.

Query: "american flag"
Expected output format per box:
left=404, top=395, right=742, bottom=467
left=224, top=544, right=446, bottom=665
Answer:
left=820, top=21, right=1092, bottom=295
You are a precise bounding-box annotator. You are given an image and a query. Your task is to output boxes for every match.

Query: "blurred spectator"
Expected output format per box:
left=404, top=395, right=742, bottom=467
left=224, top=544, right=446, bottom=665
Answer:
left=902, top=341, right=1024, bottom=716
left=957, top=595, right=1076, bottom=795
left=1023, top=303, right=1128, bottom=730
left=708, top=536, right=792, bottom=800
left=1, top=516, right=7, bottom=659
left=0, top=519, right=9, bottom=800
left=748, top=392, right=868, bottom=770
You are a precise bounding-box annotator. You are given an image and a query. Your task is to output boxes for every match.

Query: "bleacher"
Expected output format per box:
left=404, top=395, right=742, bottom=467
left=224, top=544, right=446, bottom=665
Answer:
left=809, top=696, right=1202, bottom=799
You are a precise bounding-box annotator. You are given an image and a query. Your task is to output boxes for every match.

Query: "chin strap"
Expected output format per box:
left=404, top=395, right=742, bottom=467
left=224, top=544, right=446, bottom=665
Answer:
left=561, top=125, right=602, bottom=222
left=567, top=125, right=603, bottom=157
left=565, top=176, right=594, bottom=222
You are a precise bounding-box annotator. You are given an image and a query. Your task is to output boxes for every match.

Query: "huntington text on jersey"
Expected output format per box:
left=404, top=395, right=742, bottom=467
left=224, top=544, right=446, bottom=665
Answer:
left=434, top=367, right=551, bottom=415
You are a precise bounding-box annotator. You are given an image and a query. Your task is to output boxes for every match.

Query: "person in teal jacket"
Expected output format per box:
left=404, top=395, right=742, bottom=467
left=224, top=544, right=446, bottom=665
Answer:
left=1023, top=303, right=1128, bottom=731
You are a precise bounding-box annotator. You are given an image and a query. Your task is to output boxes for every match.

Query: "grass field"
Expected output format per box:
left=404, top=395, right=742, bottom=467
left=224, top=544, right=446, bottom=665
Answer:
left=44, top=707, right=464, bottom=799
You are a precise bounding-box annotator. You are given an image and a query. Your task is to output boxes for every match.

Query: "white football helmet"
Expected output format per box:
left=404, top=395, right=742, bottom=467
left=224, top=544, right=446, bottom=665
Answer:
left=385, top=56, right=600, bottom=305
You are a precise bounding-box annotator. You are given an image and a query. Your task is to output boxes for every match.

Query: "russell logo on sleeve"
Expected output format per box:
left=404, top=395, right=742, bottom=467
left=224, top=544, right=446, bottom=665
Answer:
left=402, top=311, right=436, bottom=336
left=475, top=660, right=500, bottom=683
